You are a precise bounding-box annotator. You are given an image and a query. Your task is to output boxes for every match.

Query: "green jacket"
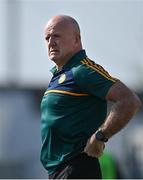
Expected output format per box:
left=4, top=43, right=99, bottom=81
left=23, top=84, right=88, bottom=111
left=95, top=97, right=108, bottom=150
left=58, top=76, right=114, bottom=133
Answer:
left=40, top=50, right=117, bottom=174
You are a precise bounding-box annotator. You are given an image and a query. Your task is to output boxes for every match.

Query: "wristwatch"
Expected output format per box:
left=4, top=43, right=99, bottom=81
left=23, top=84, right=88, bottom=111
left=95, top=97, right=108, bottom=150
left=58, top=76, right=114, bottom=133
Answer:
left=95, top=130, right=108, bottom=142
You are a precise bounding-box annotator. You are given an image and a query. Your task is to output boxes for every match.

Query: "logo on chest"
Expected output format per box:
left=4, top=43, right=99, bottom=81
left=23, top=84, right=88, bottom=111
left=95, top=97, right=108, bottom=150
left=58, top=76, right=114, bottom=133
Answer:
left=58, top=74, right=66, bottom=84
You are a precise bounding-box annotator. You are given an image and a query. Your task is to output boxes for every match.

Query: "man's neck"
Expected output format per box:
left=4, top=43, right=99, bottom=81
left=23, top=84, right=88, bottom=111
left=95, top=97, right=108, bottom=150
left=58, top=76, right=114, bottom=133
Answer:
left=56, top=64, right=62, bottom=71
left=55, top=48, right=82, bottom=71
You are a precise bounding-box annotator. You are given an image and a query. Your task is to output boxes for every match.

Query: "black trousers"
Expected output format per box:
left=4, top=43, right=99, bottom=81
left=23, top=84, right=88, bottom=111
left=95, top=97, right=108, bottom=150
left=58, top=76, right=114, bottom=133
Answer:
left=49, top=152, right=102, bottom=179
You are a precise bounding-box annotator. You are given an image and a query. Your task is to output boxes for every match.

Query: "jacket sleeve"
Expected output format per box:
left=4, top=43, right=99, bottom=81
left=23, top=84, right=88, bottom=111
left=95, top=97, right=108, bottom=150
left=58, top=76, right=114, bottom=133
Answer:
left=73, top=62, right=118, bottom=100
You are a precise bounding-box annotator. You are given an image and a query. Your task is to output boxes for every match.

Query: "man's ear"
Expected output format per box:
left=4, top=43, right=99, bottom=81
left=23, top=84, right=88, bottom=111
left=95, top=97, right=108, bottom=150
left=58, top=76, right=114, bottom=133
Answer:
left=74, top=34, right=81, bottom=46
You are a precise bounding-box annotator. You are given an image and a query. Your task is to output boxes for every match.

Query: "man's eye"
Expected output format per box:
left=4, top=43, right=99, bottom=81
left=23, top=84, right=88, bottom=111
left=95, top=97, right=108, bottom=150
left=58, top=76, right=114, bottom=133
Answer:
left=54, top=35, right=60, bottom=38
left=45, top=36, right=49, bottom=41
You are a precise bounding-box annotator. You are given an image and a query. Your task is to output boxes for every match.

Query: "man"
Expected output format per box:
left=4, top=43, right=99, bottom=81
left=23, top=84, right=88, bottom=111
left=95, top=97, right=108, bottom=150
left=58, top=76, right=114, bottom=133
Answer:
left=40, top=15, right=141, bottom=179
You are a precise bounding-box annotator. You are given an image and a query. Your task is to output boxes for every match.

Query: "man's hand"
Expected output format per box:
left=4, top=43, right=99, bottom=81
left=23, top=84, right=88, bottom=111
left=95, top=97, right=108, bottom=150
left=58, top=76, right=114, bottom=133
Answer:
left=84, top=133, right=105, bottom=158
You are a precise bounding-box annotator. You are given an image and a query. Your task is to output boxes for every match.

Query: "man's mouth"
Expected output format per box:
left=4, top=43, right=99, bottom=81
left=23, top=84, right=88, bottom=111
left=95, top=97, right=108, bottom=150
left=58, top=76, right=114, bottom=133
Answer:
left=50, top=50, right=59, bottom=53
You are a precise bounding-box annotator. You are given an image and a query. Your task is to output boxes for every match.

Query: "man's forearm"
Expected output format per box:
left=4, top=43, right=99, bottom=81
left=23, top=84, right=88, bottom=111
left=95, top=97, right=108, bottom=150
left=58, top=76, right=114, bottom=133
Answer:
left=99, top=93, right=141, bottom=139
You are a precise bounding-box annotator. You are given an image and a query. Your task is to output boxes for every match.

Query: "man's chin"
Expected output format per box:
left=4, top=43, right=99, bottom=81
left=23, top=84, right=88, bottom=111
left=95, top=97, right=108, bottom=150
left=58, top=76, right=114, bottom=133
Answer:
left=50, top=56, right=60, bottom=62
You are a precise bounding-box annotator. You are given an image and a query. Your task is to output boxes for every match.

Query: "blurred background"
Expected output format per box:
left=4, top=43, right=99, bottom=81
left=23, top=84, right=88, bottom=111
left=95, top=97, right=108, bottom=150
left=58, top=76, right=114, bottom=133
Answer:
left=0, top=0, right=142, bottom=178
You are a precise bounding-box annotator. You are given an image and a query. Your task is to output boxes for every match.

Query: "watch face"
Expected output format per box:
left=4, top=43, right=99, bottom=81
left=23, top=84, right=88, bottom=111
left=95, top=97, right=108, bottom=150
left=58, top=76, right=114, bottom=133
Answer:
left=96, top=131, right=104, bottom=141
left=96, top=131, right=108, bottom=142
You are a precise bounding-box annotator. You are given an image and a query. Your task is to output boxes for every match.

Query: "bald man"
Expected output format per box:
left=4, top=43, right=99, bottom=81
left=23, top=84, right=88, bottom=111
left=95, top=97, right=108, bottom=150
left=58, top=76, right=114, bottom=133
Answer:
left=40, top=15, right=141, bottom=179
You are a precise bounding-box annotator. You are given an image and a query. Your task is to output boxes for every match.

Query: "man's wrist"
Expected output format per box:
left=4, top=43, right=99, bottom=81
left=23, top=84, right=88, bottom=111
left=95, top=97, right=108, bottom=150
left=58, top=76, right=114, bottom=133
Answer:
left=95, top=130, right=108, bottom=142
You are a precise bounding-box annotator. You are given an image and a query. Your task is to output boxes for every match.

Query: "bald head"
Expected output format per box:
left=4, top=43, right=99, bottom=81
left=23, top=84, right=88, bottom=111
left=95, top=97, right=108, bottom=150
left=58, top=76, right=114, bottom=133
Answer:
left=45, top=15, right=81, bottom=36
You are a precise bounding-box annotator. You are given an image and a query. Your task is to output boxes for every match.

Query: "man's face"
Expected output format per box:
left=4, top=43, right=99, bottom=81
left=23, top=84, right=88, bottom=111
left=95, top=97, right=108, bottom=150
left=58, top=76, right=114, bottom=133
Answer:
left=44, top=20, right=78, bottom=64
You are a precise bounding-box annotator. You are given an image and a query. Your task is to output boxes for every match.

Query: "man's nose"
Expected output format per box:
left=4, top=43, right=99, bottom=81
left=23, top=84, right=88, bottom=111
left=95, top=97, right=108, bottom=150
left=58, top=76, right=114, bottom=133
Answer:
left=48, top=37, right=56, bottom=46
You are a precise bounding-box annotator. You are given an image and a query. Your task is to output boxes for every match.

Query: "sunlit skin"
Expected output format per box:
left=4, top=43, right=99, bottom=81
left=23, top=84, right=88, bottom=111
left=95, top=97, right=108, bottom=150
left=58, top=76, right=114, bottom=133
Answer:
left=44, top=16, right=82, bottom=70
